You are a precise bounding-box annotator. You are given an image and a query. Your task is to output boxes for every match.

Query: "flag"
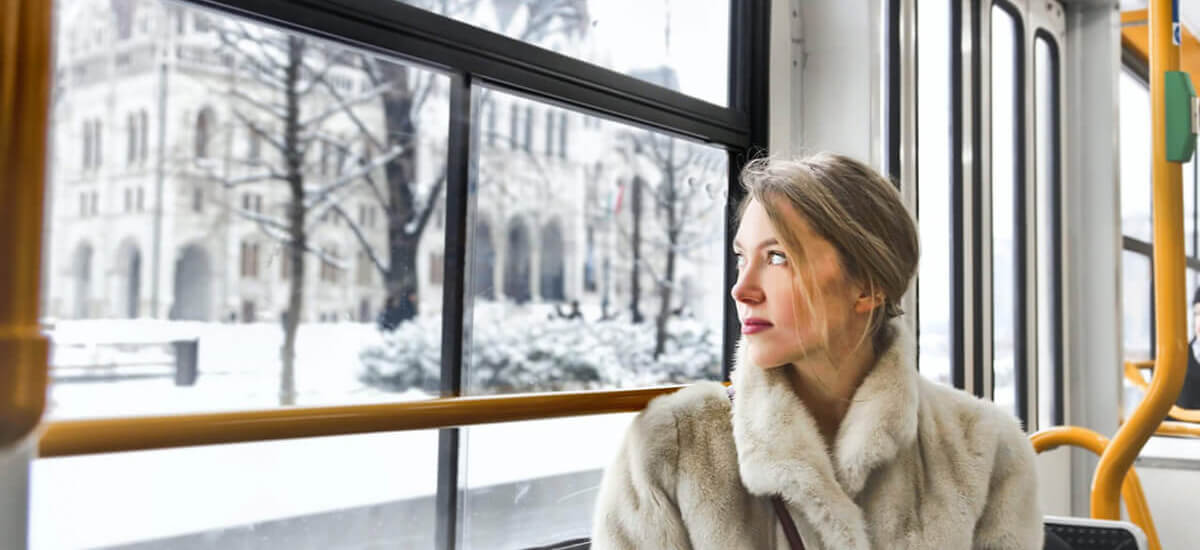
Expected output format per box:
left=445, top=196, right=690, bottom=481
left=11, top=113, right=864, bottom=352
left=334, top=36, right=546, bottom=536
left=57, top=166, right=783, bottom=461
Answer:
left=611, top=182, right=624, bottom=215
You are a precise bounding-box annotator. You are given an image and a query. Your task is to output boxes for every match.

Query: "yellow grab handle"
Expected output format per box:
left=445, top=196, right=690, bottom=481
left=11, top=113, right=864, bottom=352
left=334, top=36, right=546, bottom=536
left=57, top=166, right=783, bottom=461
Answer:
left=1093, top=0, right=1189, bottom=522
left=0, top=0, right=52, bottom=448
left=1123, top=360, right=1200, bottom=423
left=1031, top=427, right=1161, bottom=550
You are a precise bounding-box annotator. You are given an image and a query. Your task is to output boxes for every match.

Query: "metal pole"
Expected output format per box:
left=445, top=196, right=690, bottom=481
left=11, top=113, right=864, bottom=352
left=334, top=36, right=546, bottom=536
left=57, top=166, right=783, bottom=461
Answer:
left=1091, top=0, right=1187, bottom=521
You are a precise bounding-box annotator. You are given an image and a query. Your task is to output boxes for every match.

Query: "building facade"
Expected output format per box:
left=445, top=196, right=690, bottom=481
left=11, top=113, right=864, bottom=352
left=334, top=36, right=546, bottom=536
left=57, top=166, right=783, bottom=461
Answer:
left=46, top=0, right=727, bottom=329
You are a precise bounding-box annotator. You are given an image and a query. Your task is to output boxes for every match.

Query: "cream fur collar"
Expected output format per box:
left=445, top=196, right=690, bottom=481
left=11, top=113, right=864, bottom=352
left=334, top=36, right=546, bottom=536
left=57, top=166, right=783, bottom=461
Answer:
left=730, top=320, right=919, bottom=550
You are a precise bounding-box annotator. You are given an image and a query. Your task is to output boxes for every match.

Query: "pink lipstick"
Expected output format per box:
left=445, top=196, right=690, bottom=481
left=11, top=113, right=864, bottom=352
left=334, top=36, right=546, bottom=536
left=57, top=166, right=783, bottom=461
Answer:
left=741, top=318, right=773, bottom=335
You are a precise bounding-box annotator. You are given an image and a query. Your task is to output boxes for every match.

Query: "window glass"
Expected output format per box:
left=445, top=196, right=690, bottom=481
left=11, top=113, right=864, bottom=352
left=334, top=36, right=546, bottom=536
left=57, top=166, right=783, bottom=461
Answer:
left=1185, top=144, right=1196, bottom=256
left=45, top=0, right=449, bottom=418
left=1121, top=250, right=1152, bottom=420
left=1123, top=250, right=1153, bottom=361
left=461, top=414, right=634, bottom=548
left=1034, top=35, right=1060, bottom=429
left=397, top=0, right=730, bottom=106
left=30, top=432, right=437, bottom=548
left=465, top=87, right=727, bottom=395
left=990, top=4, right=1019, bottom=415
left=916, top=0, right=953, bottom=387
left=1120, top=69, right=1152, bottom=242
left=1189, top=269, right=1198, bottom=346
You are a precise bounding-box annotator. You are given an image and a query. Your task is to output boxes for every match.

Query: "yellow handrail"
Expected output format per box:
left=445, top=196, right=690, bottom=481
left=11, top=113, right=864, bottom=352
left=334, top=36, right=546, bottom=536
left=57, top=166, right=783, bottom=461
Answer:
left=0, top=0, right=52, bottom=448
left=1092, top=0, right=1189, bottom=522
left=1151, top=420, right=1200, bottom=438
left=38, top=385, right=687, bottom=457
left=1123, top=360, right=1200, bottom=422
left=1031, top=427, right=1161, bottom=550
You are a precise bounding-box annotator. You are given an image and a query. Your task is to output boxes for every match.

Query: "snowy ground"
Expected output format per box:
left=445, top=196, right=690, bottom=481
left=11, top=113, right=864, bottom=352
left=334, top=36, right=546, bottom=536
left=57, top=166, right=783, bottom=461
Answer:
left=30, top=319, right=636, bottom=549
left=43, top=319, right=412, bottom=420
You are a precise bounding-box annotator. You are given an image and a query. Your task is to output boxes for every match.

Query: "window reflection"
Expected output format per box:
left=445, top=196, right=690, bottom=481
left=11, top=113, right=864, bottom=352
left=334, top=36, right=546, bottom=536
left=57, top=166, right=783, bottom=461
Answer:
left=31, top=432, right=438, bottom=549
left=461, top=414, right=634, bottom=549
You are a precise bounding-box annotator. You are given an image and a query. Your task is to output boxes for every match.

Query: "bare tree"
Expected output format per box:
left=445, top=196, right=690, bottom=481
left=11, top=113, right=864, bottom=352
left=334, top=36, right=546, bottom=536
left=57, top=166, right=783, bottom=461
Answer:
left=329, top=0, right=590, bottom=329
left=617, top=131, right=724, bottom=358
left=203, top=23, right=402, bottom=404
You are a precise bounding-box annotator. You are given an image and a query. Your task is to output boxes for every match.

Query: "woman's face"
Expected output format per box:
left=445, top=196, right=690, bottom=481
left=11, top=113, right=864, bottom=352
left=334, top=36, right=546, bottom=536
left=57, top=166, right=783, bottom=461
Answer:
left=731, top=199, right=867, bottom=369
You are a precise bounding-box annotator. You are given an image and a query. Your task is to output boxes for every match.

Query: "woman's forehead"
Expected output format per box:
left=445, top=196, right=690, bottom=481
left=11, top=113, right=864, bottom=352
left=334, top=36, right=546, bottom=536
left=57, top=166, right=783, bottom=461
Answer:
left=736, top=198, right=815, bottom=245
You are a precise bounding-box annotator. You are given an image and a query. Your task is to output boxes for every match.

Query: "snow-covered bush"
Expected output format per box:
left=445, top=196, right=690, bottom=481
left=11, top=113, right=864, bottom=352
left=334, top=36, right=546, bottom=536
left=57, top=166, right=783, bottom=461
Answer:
left=358, top=302, right=721, bottom=394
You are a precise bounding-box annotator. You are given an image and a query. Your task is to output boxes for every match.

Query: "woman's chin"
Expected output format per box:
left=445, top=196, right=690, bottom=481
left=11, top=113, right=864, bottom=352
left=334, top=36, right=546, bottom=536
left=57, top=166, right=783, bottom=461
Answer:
left=748, top=350, right=790, bottom=370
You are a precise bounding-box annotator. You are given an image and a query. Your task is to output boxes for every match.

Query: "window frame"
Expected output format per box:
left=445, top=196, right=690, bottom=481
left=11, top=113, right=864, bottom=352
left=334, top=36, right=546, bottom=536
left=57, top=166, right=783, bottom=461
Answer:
left=892, top=0, right=1065, bottom=428
left=1032, top=29, right=1064, bottom=427
left=35, top=2, right=771, bottom=549
left=989, top=0, right=1029, bottom=426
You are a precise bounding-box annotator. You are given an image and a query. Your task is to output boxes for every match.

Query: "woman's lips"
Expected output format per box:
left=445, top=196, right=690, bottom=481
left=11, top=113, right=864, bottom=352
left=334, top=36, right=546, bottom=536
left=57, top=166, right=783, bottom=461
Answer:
left=741, top=319, right=773, bottom=335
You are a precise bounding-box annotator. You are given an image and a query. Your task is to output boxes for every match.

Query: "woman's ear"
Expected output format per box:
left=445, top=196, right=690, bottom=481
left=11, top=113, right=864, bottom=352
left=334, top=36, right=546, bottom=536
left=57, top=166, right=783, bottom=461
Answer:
left=853, top=291, right=885, bottom=314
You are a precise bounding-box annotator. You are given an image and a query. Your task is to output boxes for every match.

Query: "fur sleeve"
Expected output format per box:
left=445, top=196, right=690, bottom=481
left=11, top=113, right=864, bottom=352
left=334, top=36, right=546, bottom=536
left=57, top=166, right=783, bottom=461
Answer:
left=590, top=398, right=693, bottom=550
left=972, top=415, right=1044, bottom=550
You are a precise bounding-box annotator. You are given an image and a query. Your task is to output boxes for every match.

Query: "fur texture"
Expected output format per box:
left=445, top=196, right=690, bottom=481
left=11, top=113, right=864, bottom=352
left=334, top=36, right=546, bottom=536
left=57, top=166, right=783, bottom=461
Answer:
left=591, top=319, right=1042, bottom=549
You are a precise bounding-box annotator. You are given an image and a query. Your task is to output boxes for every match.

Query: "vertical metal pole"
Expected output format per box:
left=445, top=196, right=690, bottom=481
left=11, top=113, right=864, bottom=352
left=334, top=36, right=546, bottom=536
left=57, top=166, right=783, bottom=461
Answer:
left=436, top=71, right=473, bottom=550
left=152, top=13, right=170, bottom=318
left=1092, top=0, right=1187, bottom=521
left=724, top=0, right=769, bottom=381
left=0, top=0, right=52, bottom=450
left=0, top=438, right=34, bottom=550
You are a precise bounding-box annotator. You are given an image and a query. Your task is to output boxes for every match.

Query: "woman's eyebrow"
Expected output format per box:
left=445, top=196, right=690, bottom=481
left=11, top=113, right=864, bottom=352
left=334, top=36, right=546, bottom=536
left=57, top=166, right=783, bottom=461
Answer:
left=732, top=237, right=779, bottom=250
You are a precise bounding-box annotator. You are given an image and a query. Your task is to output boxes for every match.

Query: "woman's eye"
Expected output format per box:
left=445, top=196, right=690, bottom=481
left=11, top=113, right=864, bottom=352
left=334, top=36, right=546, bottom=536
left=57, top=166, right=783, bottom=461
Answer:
left=767, top=251, right=787, bottom=266
left=734, top=253, right=746, bottom=269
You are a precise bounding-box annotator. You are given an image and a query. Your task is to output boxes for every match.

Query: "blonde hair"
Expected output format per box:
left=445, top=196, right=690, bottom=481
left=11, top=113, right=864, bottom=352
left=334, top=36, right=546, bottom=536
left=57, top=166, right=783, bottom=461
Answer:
left=736, top=153, right=919, bottom=352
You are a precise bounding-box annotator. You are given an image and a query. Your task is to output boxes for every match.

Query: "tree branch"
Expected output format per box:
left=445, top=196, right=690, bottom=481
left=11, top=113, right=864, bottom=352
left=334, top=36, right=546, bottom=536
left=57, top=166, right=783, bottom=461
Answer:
left=330, top=202, right=389, bottom=278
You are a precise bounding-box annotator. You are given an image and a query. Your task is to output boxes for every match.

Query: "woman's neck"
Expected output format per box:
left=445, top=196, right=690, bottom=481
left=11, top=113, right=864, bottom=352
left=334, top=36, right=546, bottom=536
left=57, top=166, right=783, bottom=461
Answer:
left=785, top=331, right=878, bottom=447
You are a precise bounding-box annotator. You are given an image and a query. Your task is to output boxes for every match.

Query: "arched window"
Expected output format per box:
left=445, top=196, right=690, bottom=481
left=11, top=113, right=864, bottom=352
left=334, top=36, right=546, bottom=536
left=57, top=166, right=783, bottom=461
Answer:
left=540, top=220, right=565, bottom=301
left=240, top=240, right=259, bottom=278
left=72, top=243, right=94, bottom=318
left=509, top=104, right=519, bottom=150
left=195, top=107, right=214, bottom=159
left=321, top=245, right=340, bottom=283
left=94, top=120, right=102, bottom=167
left=523, top=105, right=533, bottom=152
left=172, top=244, right=213, bottom=321
left=473, top=221, right=496, bottom=299
left=139, top=110, right=149, bottom=162
left=247, top=124, right=261, bottom=160
left=544, top=110, right=554, bottom=156
left=504, top=218, right=532, bottom=303
left=558, top=112, right=568, bottom=159
left=127, top=112, right=137, bottom=166
left=117, top=239, right=142, bottom=318
left=82, top=120, right=92, bottom=169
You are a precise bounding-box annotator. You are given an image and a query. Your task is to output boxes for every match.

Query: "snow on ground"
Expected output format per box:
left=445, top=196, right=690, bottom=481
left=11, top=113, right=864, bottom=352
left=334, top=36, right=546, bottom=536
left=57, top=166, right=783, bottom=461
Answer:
left=43, top=319, right=411, bottom=420
left=31, top=319, right=636, bottom=549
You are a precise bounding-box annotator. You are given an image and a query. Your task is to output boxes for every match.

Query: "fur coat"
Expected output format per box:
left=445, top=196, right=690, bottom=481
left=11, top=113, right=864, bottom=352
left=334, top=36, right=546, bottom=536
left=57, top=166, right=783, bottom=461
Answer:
left=591, top=320, right=1042, bottom=549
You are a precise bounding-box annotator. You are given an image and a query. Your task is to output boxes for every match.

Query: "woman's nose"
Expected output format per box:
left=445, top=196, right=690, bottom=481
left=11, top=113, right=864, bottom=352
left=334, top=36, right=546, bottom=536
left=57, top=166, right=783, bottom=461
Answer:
left=730, top=267, right=763, bottom=305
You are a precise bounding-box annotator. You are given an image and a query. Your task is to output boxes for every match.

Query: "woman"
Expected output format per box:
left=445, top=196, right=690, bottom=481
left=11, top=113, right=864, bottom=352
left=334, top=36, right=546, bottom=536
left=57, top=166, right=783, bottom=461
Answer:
left=591, top=153, right=1041, bottom=549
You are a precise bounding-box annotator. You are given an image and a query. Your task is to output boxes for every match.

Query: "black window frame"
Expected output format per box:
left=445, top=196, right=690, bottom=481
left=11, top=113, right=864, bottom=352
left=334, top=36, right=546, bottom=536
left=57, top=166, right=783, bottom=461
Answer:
left=990, top=0, right=1029, bottom=427
left=1033, top=29, right=1064, bottom=427
left=169, top=1, right=769, bottom=548
left=894, top=0, right=1066, bottom=428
